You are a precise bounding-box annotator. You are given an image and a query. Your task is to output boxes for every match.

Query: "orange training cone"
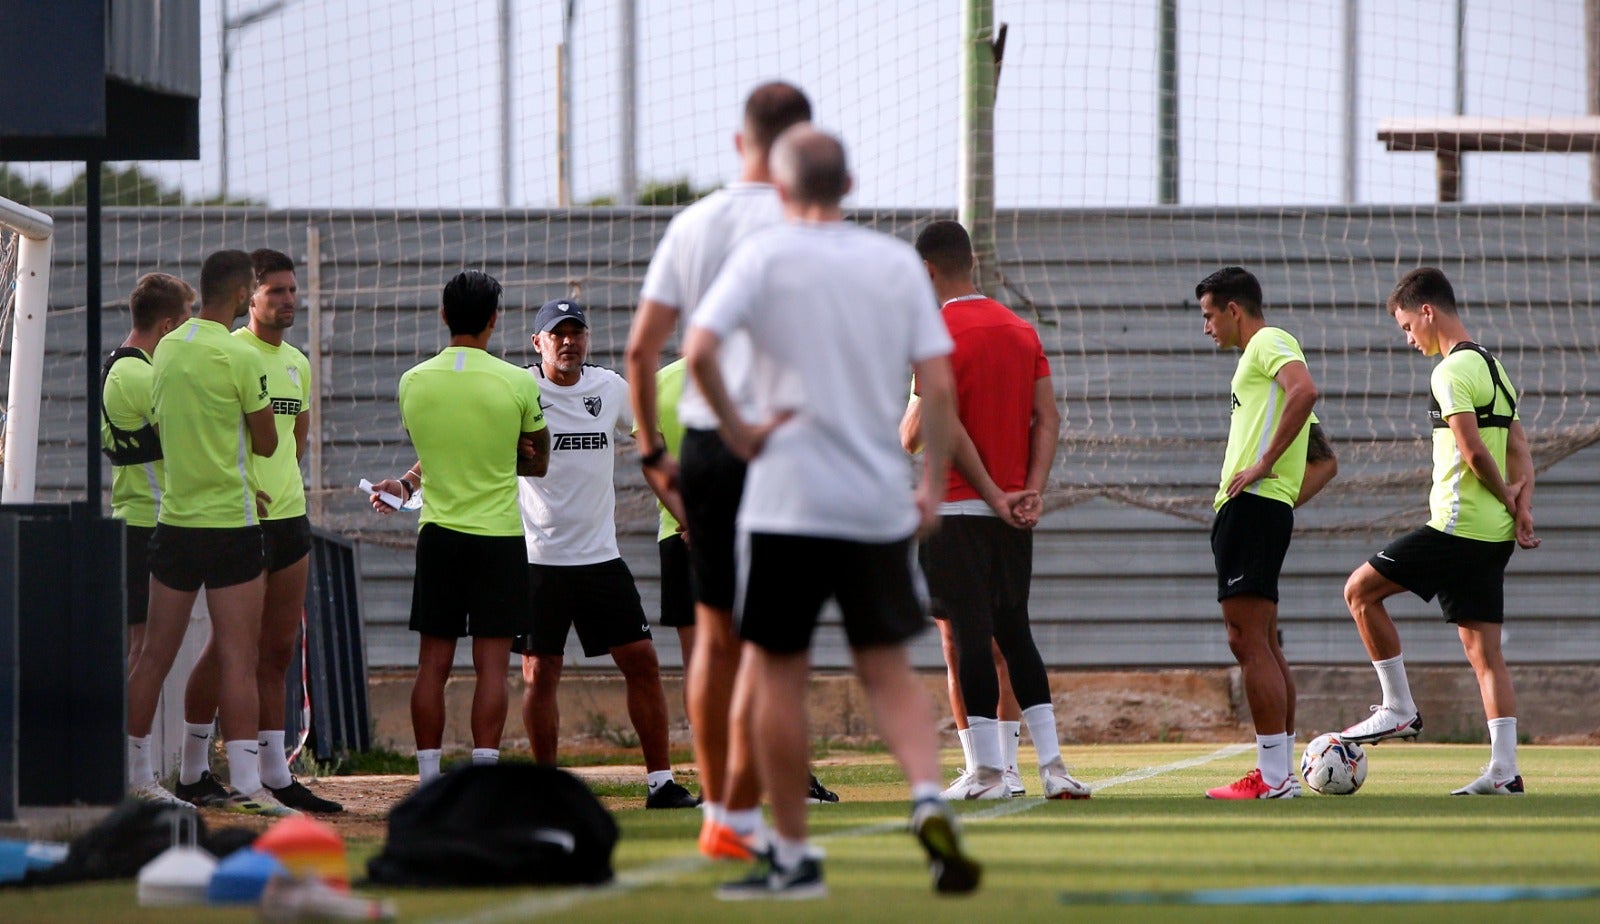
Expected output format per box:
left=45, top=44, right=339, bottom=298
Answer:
left=254, top=815, right=349, bottom=892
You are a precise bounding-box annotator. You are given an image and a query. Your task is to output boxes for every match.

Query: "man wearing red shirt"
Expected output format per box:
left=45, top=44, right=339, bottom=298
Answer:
left=901, top=220, right=1089, bottom=801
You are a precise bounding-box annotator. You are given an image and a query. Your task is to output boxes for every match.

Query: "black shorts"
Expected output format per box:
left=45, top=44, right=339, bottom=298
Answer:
left=148, top=523, right=265, bottom=593
left=261, top=515, right=312, bottom=573
left=1210, top=492, right=1294, bottom=602
left=678, top=428, right=746, bottom=611
left=409, top=524, right=531, bottom=639
left=737, top=532, right=928, bottom=656
left=512, top=558, right=652, bottom=657
left=920, top=515, right=1032, bottom=623
left=124, top=523, right=155, bottom=626
left=657, top=534, right=696, bottom=629
left=1368, top=526, right=1516, bottom=625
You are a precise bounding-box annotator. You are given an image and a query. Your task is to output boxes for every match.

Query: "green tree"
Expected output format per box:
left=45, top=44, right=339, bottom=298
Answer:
left=0, top=164, right=259, bottom=207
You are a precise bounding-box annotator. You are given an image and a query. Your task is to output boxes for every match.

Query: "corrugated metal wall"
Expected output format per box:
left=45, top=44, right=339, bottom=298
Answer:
left=13, top=206, right=1599, bottom=669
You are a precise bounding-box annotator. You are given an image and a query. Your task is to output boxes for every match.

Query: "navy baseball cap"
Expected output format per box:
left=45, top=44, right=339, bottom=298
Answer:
left=535, top=298, right=588, bottom=333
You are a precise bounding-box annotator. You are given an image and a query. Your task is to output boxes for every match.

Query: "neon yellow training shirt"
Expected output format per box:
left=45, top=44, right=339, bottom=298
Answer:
left=1428, top=347, right=1517, bottom=542
left=234, top=327, right=312, bottom=521
left=152, top=317, right=272, bottom=528
left=654, top=358, right=686, bottom=541
left=1215, top=326, right=1311, bottom=511
left=399, top=346, right=546, bottom=537
left=102, top=349, right=163, bottom=527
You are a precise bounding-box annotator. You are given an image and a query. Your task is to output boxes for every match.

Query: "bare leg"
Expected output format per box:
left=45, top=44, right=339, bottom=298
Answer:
left=851, top=643, right=941, bottom=789
left=1267, top=612, right=1295, bottom=735
left=686, top=604, right=741, bottom=804
left=469, top=636, right=513, bottom=750
left=1220, top=594, right=1287, bottom=735
left=612, top=639, right=672, bottom=773
left=256, top=555, right=309, bottom=731
left=1344, top=563, right=1408, bottom=661
left=411, top=634, right=457, bottom=751
left=724, top=646, right=763, bottom=810
left=995, top=645, right=1021, bottom=722
left=522, top=654, right=562, bottom=764
left=1458, top=622, right=1517, bottom=719
left=675, top=624, right=697, bottom=716
left=204, top=576, right=267, bottom=743
left=127, top=578, right=199, bottom=738
left=746, top=646, right=811, bottom=841
left=127, top=623, right=146, bottom=677
left=184, top=622, right=222, bottom=726
left=937, top=618, right=966, bottom=730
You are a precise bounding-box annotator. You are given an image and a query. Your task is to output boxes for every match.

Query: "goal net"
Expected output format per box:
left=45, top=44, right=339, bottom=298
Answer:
left=1, top=0, right=1596, bottom=545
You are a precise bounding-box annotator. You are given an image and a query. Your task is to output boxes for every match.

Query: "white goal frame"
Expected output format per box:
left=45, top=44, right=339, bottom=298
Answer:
left=0, top=196, right=53, bottom=504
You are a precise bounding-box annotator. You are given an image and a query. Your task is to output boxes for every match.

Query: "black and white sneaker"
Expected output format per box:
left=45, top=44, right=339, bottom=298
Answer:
left=268, top=779, right=345, bottom=814
left=806, top=774, right=840, bottom=804
left=911, top=798, right=982, bottom=895
left=717, top=855, right=826, bottom=901
left=645, top=779, right=700, bottom=809
left=1341, top=705, right=1424, bottom=745
left=172, top=770, right=231, bottom=808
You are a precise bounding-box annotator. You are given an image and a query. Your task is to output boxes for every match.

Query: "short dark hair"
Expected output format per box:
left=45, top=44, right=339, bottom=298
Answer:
left=1388, top=266, right=1457, bottom=316
left=915, top=220, right=974, bottom=275
left=772, top=127, right=849, bottom=206
left=441, top=270, right=503, bottom=336
left=128, top=273, right=194, bottom=331
left=199, top=250, right=255, bottom=307
left=1194, top=266, right=1264, bottom=318
left=251, top=248, right=295, bottom=284
left=743, top=81, right=812, bottom=152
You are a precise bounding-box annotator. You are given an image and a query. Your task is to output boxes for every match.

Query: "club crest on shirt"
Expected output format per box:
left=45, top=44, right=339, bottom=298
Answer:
left=286, top=366, right=301, bottom=388
left=583, top=395, right=602, bottom=417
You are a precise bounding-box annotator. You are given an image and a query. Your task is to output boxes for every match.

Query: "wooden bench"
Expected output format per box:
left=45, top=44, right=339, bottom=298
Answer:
left=1378, top=116, right=1600, bottom=201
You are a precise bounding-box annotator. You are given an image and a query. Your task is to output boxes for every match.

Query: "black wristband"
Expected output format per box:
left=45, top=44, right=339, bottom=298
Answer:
left=639, top=446, right=666, bottom=468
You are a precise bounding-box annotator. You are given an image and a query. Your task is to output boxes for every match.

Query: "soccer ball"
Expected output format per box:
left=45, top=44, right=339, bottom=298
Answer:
left=1299, top=733, right=1368, bottom=795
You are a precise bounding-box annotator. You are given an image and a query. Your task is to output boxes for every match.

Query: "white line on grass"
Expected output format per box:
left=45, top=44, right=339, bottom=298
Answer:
left=425, top=744, right=1251, bottom=924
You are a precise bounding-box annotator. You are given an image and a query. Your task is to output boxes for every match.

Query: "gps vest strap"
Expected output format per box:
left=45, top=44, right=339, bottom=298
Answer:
left=1429, top=342, right=1516, bottom=431
left=100, top=347, right=164, bottom=465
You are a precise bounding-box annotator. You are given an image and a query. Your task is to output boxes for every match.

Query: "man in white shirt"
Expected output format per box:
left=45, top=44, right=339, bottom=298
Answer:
left=624, top=81, right=817, bottom=859
left=515, top=299, right=696, bottom=809
left=685, top=126, right=980, bottom=900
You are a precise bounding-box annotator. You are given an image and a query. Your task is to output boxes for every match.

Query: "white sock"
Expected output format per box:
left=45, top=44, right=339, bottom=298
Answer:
left=471, top=748, right=499, bottom=766
left=910, top=781, right=943, bottom=803
left=1284, top=730, right=1297, bottom=783
left=225, top=739, right=262, bottom=795
left=956, top=727, right=975, bottom=773
left=1488, top=717, right=1518, bottom=776
left=725, top=806, right=761, bottom=836
left=417, top=748, right=442, bottom=783
left=1373, top=654, right=1416, bottom=714
left=1021, top=703, right=1061, bottom=767
left=1256, top=733, right=1289, bottom=787
left=702, top=801, right=725, bottom=826
left=128, top=735, right=153, bottom=786
left=772, top=835, right=808, bottom=870
left=999, top=720, right=1022, bottom=771
left=179, top=721, right=213, bottom=785
left=966, top=716, right=1002, bottom=771
left=258, top=730, right=292, bottom=789
left=646, top=770, right=674, bottom=790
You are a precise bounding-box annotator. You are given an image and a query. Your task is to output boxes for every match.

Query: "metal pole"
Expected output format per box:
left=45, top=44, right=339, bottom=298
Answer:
left=85, top=162, right=102, bottom=505
left=1587, top=0, right=1600, bottom=199
left=557, top=1, right=575, bottom=207
left=619, top=0, right=637, bottom=205
left=0, top=198, right=54, bottom=504
left=1341, top=0, right=1359, bottom=204
left=305, top=225, right=324, bottom=525
left=1158, top=0, right=1179, bottom=205
left=1455, top=0, right=1468, bottom=198
left=959, top=0, right=998, bottom=296
left=499, top=0, right=513, bottom=207
left=219, top=1, right=231, bottom=202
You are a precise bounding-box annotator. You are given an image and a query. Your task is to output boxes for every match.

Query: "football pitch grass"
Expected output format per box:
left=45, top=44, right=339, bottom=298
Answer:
left=3, top=743, right=1597, bottom=923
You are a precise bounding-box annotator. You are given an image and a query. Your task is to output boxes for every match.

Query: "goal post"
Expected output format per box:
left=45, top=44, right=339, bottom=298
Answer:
left=0, top=195, right=53, bottom=504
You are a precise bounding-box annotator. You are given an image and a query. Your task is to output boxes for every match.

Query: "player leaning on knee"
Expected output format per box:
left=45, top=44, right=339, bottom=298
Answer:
left=512, top=298, right=696, bottom=809
left=368, top=271, right=550, bottom=784
left=1196, top=266, right=1326, bottom=801
left=101, top=273, right=193, bottom=674
left=1341, top=267, right=1539, bottom=795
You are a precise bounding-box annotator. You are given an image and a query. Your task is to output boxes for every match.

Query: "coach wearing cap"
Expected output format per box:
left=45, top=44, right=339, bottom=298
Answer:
left=513, top=298, right=699, bottom=808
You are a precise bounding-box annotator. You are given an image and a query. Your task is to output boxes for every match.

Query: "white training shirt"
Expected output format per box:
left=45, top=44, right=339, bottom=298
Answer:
left=692, top=220, right=953, bottom=542
left=639, top=182, right=783, bottom=429
left=517, top=364, right=633, bottom=566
